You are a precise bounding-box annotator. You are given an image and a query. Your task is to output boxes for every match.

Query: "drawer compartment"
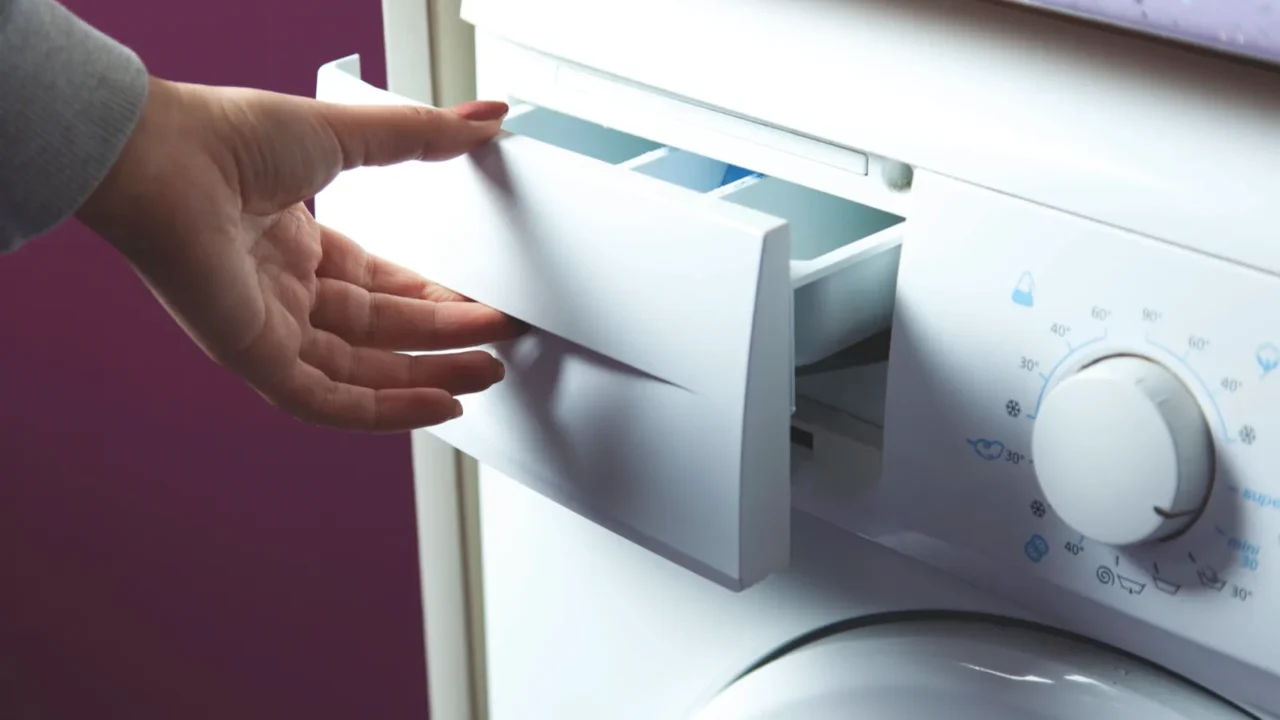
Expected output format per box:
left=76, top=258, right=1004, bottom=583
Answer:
left=621, top=147, right=753, bottom=193
left=712, top=176, right=902, bottom=366
left=502, top=104, right=662, bottom=163
left=314, top=56, right=902, bottom=590
left=614, top=131, right=905, bottom=366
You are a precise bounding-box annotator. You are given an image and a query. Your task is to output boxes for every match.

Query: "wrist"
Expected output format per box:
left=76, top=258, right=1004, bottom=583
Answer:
left=76, top=76, right=182, bottom=258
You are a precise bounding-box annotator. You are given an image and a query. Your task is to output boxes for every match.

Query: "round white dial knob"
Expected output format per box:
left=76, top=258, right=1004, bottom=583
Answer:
left=1032, top=355, right=1214, bottom=546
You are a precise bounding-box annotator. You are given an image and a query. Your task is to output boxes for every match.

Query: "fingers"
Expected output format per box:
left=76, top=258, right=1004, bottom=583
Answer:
left=317, top=224, right=520, bottom=320
left=276, top=332, right=504, bottom=432
left=316, top=224, right=434, bottom=296
left=311, top=277, right=524, bottom=351
left=316, top=225, right=477, bottom=302
left=279, top=362, right=462, bottom=432
left=314, top=227, right=526, bottom=347
left=320, top=99, right=509, bottom=169
left=301, top=329, right=505, bottom=396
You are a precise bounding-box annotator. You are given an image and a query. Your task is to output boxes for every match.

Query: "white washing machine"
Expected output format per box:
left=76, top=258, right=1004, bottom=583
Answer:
left=319, top=1, right=1280, bottom=717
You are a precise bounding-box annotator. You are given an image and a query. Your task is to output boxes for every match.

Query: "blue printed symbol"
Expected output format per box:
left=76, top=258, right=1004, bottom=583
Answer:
left=1024, top=534, right=1050, bottom=563
left=1257, top=343, right=1279, bottom=378
left=1011, top=272, right=1035, bottom=307
left=967, top=438, right=1005, bottom=461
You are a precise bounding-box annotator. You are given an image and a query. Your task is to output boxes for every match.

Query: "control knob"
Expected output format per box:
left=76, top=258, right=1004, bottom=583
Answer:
left=1032, top=355, right=1214, bottom=546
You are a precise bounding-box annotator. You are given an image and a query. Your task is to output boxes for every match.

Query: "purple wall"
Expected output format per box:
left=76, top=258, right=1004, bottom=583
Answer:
left=3, top=2, right=432, bottom=718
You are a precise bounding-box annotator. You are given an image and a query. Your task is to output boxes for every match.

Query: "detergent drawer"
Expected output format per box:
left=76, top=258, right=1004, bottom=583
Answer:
left=314, top=56, right=903, bottom=590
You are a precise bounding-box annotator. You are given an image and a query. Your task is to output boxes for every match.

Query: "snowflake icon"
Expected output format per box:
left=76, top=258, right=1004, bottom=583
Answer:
left=1006, top=400, right=1021, bottom=418
left=1240, top=425, right=1257, bottom=445
left=1030, top=500, right=1047, bottom=518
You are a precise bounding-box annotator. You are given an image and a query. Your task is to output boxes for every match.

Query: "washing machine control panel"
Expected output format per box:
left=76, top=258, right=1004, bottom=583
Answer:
left=879, top=172, right=1280, bottom=680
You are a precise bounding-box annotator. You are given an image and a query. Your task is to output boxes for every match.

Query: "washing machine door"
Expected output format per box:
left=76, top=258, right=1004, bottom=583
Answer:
left=695, top=613, right=1253, bottom=719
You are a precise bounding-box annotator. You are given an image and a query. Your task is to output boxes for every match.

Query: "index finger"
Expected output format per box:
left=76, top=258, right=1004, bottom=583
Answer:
left=320, top=100, right=510, bottom=168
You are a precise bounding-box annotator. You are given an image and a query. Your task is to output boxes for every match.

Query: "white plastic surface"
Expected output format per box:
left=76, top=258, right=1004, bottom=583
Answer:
left=471, top=37, right=911, bottom=368
left=476, top=466, right=1034, bottom=720
left=507, top=113, right=907, bottom=368
left=622, top=147, right=733, bottom=193
left=709, top=176, right=904, bottom=366
left=449, top=2, right=1280, bottom=715
left=314, top=57, right=794, bottom=589
left=879, top=171, right=1280, bottom=711
left=501, top=104, right=660, bottom=162
left=696, top=620, right=1247, bottom=719
left=1032, top=355, right=1215, bottom=546
left=461, top=0, right=1280, bottom=276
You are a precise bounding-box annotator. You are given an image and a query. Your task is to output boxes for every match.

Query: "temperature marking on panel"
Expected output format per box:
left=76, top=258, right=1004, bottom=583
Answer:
left=1232, top=585, right=1253, bottom=602
left=1229, top=536, right=1261, bottom=572
left=1146, top=334, right=1236, bottom=442
left=1026, top=330, right=1109, bottom=420
left=1090, top=306, right=1111, bottom=322
left=1005, top=399, right=1022, bottom=418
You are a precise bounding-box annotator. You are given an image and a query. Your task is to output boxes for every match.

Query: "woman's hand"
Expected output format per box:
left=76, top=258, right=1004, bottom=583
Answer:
left=77, top=77, right=524, bottom=432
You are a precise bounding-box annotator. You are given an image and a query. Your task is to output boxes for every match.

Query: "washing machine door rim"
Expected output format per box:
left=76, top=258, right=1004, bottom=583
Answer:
left=695, top=610, right=1258, bottom=720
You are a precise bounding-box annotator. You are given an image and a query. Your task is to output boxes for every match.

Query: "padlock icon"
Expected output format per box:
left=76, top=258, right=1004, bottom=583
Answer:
left=1011, top=271, right=1035, bottom=308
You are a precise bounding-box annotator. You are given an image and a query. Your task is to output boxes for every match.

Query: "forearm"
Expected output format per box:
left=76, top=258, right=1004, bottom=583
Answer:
left=0, top=0, right=148, bottom=252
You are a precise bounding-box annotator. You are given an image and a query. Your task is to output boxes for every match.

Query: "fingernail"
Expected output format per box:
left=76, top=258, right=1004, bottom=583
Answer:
left=496, top=360, right=506, bottom=380
left=451, top=100, right=509, bottom=122
left=453, top=399, right=464, bottom=418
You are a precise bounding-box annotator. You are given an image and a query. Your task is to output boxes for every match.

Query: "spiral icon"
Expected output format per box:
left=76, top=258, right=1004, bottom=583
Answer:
left=1096, top=566, right=1115, bottom=585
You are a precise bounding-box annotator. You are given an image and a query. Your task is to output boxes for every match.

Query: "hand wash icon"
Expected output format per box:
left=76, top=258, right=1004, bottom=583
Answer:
left=1257, top=343, right=1279, bottom=378
left=1012, top=272, right=1035, bottom=308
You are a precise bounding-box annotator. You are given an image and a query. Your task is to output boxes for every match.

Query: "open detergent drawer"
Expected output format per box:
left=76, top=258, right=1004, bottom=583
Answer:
left=315, top=56, right=905, bottom=590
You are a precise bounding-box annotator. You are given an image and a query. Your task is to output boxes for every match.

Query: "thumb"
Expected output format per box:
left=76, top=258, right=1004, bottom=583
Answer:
left=321, top=100, right=509, bottom=169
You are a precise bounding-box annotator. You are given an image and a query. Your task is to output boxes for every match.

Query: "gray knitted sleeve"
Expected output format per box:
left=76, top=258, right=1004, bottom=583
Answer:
left=0, top=0, right=148, bottom=252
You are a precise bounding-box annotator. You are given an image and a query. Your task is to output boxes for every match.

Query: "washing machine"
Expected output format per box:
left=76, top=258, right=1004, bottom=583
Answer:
left=317, top=0, right=1280, bottom=716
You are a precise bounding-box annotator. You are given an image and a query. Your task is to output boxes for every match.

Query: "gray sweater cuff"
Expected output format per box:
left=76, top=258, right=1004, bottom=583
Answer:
left=0, top=0, right=149, bottom=252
